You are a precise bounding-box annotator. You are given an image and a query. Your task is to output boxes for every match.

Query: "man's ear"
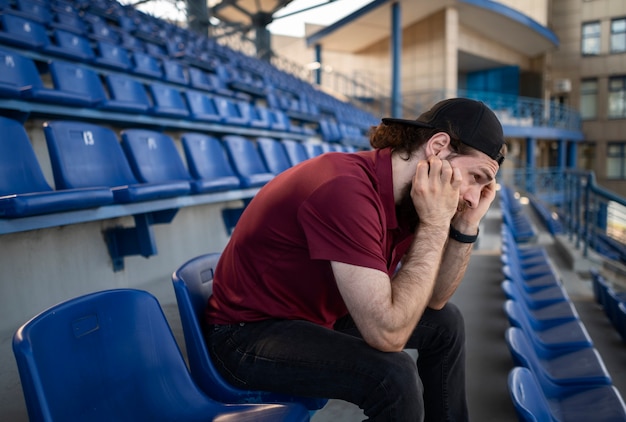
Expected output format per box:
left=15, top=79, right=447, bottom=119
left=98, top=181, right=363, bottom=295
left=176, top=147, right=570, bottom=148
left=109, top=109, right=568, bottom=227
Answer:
left=425, top=132, right=451, bottom=157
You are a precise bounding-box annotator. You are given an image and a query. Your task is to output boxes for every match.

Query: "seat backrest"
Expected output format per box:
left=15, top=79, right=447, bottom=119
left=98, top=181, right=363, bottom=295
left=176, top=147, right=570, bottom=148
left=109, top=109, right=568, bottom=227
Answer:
left=0, top=47, right=44, bottom=96
left=12, top=289, right=211, bottom=421
left=507, top=367, right=553, bottom=422
left=281, top=139, right=309, bottom=166
left=132, top=51, right=163, bottom=79
left=256, top=137, right=292, bottom=175
left=181, top=133, right=239, bottom=182
left=0, top=14, right=49, bottom=49
left=163, top=59, right=188, bottom=85
left=304, top=142, right=324, bottom=158
left=50, top=29, right=95, bottom=61
left=95, top=41, right=132, bottom=70
left=48, top=61, right=106, bottom=104
left=121, top=129, right=191, bottom=184
left=0, top=116, right=52, bottom=195
left=104, top=73, right=151, bottom=106
left=222, top=135, right=274, bottom=188
left=148, top=82, right=189, bottom=116
left=43, top=120, right=139, bottom=189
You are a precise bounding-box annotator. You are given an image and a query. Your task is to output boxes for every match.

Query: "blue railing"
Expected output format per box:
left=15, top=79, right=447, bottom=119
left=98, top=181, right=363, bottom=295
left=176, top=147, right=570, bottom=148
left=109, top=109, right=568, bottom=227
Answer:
left=506, top=167, right=626, bottom=264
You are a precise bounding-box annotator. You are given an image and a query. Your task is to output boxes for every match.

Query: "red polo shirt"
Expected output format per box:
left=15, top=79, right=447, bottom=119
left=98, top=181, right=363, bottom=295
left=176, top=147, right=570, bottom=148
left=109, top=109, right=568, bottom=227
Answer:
left=206, top=147, right=414, bottom=328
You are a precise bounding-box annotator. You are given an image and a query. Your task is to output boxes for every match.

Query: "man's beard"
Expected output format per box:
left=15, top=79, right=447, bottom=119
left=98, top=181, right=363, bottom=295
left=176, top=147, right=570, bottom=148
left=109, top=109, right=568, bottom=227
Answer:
left=395, top=183, right=466, bottom=232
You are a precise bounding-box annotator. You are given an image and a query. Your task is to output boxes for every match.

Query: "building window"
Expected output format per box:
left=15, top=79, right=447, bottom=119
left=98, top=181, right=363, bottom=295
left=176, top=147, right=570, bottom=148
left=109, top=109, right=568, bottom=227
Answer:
left=580, top=79, right=598, bottom=119
left=611, top=18, right=626, bottom=53
left=607, top=142, right=626, bottom=179
left=582, top=21, right=601, bottom=55
left=609, top=76, right=626, bottom=118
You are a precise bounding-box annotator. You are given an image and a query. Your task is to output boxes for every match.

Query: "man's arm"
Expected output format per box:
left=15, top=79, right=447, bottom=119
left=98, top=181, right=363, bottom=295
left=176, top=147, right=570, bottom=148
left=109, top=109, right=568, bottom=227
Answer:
left=331, top=157, right=461, bottom=352
left=428, top=180, right=498, bottom=309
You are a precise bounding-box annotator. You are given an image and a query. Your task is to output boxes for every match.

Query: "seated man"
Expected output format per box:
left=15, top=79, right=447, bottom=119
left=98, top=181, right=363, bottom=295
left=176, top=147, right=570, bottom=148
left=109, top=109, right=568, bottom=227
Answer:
left=205, top=98, right=507, bottom=421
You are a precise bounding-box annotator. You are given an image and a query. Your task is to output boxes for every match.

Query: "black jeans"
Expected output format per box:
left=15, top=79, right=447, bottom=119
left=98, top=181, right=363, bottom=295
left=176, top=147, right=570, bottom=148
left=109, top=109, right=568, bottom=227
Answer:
left=206, top=303, right=467, bottom=421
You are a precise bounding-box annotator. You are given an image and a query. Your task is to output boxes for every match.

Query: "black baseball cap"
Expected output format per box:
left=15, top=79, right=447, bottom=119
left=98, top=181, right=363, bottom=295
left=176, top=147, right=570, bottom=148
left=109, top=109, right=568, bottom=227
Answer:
left=382, top=98, right=506, bottom=165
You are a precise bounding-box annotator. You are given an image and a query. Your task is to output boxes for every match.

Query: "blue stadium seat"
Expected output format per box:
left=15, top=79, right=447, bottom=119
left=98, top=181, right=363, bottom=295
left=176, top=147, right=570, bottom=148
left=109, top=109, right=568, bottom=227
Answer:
left=148, top=83, right=190, bottom=118
left=213, top=96, right=249, bottom=126
left=45, top=29, right=95, bottom=62
left=163, top=59, right=189, bottom=85
left=222, top=136, right=275, bottom=188
left=87, top=19, right=120, bottom=44
left=268, top=109, right=292, bottom=132
left=256, top=137, right=292, bottom=175
left=505, top=327, right=611, bottom=398
left=184, top=90, right=223, bottom=122
left=51, top=9, right=87, bottom=34
left=304, top=143, right=324, bottom=158
left=0, top=14, right=49, bottom=50
left=0, top=49, right=101, bottom=105
left=180, top=133, right=241, bottom=193
left=132, top=51, right=163, bottom=79
left=508, top=367, right=626, bottom=422
left=120, top=129, right=192, bottom=195
left=502, top=279, right=569, bottom=310
left=172, top=253, right=328, bottom=411
left=246, top=103, right=272, bottom=129
left=13, top=289, right=310, bottom=422
left=503, top=299, right=594, bottom=359
left=0, top=116, right=113, bottom=218
left=281, top=139, right=309, bottom=166
left=8, top=0, right=52, bottom=24
left=100, top=74, right=151, bottom=113
left=48, top=61, right=107, bottom=106
left=94, top=41, right=132, bottom=70
left=43, top=121, right=189, bottom=203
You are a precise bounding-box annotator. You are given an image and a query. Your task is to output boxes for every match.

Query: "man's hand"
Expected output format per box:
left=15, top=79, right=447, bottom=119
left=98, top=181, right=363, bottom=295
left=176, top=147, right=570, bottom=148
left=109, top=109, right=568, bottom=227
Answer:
left=412, top=156, right=462, bottom=230
left=452, top=180, right=497, bottom=232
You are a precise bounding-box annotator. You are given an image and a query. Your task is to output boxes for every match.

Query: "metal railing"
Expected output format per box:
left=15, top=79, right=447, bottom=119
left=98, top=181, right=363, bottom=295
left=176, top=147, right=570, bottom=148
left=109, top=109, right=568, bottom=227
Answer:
left=506, top=167, right=626, bottom=264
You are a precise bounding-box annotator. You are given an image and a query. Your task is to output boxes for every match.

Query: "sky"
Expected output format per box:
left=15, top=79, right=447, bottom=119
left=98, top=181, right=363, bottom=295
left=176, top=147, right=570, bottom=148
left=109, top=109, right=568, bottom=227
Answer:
left=121, top=0, right=372, bottom=37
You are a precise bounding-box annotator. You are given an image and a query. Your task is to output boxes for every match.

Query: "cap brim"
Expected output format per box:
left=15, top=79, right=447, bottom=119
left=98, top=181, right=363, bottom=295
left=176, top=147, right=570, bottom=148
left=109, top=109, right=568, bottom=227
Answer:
left=381, top=118, right=434, bottom=128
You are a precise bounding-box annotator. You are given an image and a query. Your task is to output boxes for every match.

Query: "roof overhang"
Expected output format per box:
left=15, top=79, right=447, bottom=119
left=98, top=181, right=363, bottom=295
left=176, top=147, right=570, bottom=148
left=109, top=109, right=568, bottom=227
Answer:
left=305, top=0, right=559, bottom=57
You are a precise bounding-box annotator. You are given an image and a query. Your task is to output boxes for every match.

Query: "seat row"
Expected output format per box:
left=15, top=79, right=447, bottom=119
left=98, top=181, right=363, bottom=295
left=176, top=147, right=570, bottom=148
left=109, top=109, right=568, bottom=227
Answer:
left=500, top=221, right=626, bottom=420
left=590, top=269, right=626, bottom=343
left=500, top=185, right=537, bottom=243
left=0, top=115, right=344, bottom=219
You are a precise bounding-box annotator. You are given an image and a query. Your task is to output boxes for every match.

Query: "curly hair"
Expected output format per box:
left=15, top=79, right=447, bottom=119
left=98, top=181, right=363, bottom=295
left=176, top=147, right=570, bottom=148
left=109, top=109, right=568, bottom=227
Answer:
left=368, top=121, right=475, bottom=160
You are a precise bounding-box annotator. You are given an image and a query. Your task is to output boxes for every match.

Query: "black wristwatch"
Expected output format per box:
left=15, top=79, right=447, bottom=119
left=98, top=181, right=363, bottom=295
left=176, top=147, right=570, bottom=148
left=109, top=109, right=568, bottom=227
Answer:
left=449, top=225, right=479, bottom=243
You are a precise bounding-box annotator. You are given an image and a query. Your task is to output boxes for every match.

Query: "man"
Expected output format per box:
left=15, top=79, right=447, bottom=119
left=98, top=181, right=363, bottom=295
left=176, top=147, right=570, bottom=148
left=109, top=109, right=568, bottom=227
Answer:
left=206, top=98, right=506, bottom=421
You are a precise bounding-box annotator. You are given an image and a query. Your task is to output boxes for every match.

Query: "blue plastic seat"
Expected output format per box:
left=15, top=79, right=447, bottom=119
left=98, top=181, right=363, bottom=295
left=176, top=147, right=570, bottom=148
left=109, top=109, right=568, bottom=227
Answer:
left=282, top=139, right=309, bottom=166
left=47, top=61, right=107, bottom=106
left=172, top=253, right=328, bottom=411
left=100, top=73, right=151, bottom=113
left=256, top=137, right=293, bottom=175
left=163, top=59, right=189, bottom=85
left=240, top=103, right=271, bottom=129
left=94, top=41, right=132, bottom=70
left=503, top=283, right=579, bottom=330
left=503, top=299, right=593, bottom=359
left=268, top=109, right=292, bottom=132
left=132, top=51, right=163, bottom=79
left=13, top=289, right=310, bottom=422
left=87, top=19, right=120, bottom=44
left=505, top=327, right=611, bottom=398
left=45, top=29, right=95, bottom=62
left=214, top=96, right=250, bottom=126
left=148, top=82, right=190, bottom=117
left=184, top=90, right=223, bottom=122
left=50, top=9, right=87, bottom=34
left=502, top=279, right=568, bottom=309
left=0, top=14, right=49, bottom=49
left=9, top=0, right=52, bottom=24
left=508, top=367, right=626, bottom=422
left=0, top=116, right=113, bottom=218
left=43, top=121, right=189, bottom=203
left=222, top=136, right=275, bottom=188
left=304, top=142, right=324, bottom=158
left=181, top=133, right=241, bottom=193
left=120, top=129, right=192, bottom=195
